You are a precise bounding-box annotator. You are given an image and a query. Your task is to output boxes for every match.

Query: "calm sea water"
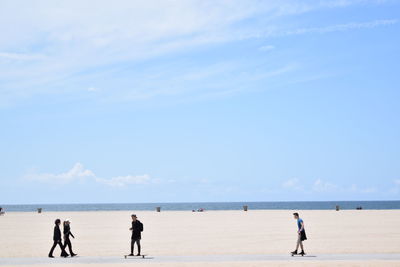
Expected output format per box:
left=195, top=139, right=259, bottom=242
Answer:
left=1, top=201, right=400, bottom=212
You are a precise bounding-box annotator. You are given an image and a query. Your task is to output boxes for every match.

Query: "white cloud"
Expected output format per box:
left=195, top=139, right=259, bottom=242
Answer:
left=26, top=163, right=95, bottom=184
left=87, top=87, right=98, bottom=92
left=95, top=175, right=151, bottom=187
left=312, top=179, right=338, bottom=192
left=282, top=178, right=303, bottom=191
left=259, top=45, right=275, bottom=51
left=25, top=163, right=152, bottom=187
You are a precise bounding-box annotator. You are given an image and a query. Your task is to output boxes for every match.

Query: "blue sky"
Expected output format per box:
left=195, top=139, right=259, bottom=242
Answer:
left=1, top=0, right=400, bottom=204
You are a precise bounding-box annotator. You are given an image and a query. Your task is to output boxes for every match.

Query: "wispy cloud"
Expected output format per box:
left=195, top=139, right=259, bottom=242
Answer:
left=312, top=179, right=338, bottom=192
left=87, top=87, right=98, bottom=92
left=283, top=19, right=398, bottom=36
left=0, top=1, right=396, bottom=106
left=259, top=45, right=275, bottom=51
left=281, top=178, right=379, bottom=194
left=95, top=175, right=151, bottom=187
left=0, top=52, right=45, bottom=61
left=392, top=179, right=400, bottom=194
left=282, top=178, right=304, bottom=191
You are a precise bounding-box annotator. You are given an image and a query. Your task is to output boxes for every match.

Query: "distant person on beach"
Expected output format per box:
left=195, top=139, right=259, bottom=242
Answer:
left=129, top=214, right=143, bottom=256
left=63, top=219, right=77, bottom=257
left=291, top=212, right=307, bottom=256
left=48, top=219, right=69, bottom=258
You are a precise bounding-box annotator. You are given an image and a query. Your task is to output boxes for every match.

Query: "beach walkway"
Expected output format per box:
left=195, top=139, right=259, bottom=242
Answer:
left=1, top=254, right=400, bottom=265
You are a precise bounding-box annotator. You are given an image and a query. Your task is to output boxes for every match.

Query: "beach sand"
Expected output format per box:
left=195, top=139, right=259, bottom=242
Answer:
left=0, top=210, right=399, bottom=266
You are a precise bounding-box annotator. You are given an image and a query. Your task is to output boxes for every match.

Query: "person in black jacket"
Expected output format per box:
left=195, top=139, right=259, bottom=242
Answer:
left=48, top=219, right=69, bottom=258
left=63, top=219, right=77, bottom=257
left=128, top=214, right=143, bottom=256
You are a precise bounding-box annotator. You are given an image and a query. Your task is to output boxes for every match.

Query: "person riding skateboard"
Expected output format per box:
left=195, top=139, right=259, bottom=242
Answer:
left=291, top=212, right=307, bottom=256
left=129, top=214, right=143, bottom=256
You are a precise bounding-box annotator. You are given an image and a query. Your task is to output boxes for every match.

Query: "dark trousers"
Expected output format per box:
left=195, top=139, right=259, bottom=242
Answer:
left=131, top=238, right=141, bottom=255
left=49, top=240, right=68, bottom=257
left=63, top=237, right=74, bottom=255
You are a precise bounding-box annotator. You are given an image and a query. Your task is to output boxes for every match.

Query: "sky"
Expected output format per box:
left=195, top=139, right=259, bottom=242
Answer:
left=1, top=0, right=400, bottom=204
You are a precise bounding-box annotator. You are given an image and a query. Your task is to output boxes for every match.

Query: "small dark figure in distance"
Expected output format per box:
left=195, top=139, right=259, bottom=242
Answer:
left=128, top=214, right=144, bottom=256
left=48, top=219, right=69, bottom=258
left=63, top=219, right=77, bottom=257
left=291, top=212, right=307, bottom=256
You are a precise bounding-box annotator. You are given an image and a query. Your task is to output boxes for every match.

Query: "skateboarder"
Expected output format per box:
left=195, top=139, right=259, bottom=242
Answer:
left=63, top=219, right=77, bottom=257
left=291, top=212, right=307, bottom=256
left=48, top=219, right=69, bottom=258
left=129, top=214, right=143, bottom=256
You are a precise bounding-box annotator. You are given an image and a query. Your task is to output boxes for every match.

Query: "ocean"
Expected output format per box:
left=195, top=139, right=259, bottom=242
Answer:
left=1, top=201, right=400, bottom=212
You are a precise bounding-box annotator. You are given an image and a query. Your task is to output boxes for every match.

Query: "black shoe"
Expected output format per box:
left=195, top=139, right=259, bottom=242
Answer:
left=61, top=253, right=69, bottom=258
left=48, top=255, right=54, bottom=258
left=299, top=251, right=305, bottom=256
left=291, top=250, right=297, bottom=255
left=136, top=253, right=141, bottom=256
left=128, top=253, right=134, bottom=256
left=71, top=253, right=77, bottom=257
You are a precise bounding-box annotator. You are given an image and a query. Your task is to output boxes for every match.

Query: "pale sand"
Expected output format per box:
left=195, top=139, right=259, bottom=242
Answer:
left=0, top=210, right=399, bottom=266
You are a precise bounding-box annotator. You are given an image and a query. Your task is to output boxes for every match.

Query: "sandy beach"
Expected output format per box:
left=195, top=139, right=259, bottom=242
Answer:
left=1, top=210, right=399, bottom=266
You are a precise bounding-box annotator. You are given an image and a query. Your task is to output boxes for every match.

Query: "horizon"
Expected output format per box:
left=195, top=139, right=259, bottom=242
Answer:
left=3, top=200, right=400, bottom=206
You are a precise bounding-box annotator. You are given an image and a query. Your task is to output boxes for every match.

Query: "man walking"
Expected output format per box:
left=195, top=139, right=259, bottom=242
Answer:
left=291, top=212, right=307, bottom=256
left=48, top=219, right=69, bottom=258
left=129, top=214, right=143, bottom=256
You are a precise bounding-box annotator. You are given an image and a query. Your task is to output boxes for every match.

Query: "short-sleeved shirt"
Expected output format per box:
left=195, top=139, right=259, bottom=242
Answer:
left=297, top=218, right=304, bottom=230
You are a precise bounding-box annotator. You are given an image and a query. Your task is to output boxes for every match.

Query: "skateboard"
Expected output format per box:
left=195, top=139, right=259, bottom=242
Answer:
left=124, top=254, right=148, bottom=259
left=291, top=253, right=306, bottom=257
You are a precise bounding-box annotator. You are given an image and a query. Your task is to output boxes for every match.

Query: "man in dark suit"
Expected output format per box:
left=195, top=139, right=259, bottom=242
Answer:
left=129, top=214, right=143, bottom=256
left=48, top=219, right=69, bottom=258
